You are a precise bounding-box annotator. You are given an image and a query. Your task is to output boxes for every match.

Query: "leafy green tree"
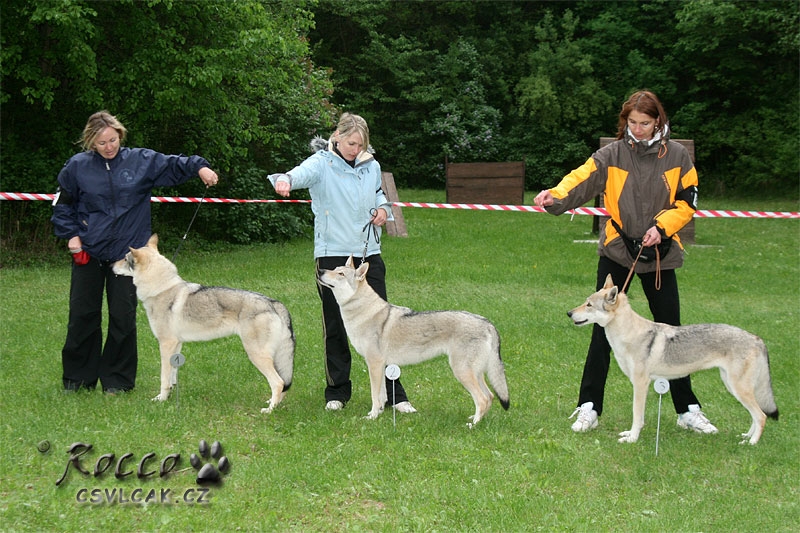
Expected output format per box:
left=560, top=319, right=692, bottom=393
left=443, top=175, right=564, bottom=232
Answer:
left=513, top=9, right=614, bottom=186
left=673, top=0, right=799, bottom=192
left=309, top=0, right=541, bottom=187
left=2, top=0, right=332, bottom=251
left=307, top=0, right=798, bottom=194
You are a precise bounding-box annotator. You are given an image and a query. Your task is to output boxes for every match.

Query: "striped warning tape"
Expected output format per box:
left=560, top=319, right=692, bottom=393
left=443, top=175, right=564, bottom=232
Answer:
left=2, top=192, right=798, bottom=219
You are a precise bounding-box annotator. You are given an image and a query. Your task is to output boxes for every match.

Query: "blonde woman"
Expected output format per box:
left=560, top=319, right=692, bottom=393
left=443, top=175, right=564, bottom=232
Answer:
left=52, top=111, right=218, bottom=394
left=269, top=113, right=416, bottom=414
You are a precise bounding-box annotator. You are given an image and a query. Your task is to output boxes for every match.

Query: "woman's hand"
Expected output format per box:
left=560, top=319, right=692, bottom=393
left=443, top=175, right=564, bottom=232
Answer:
left=68, top=236, right=83, bottom=252
left=371, top=208, right=388, bottom=226
left=534, top=190, right=554, bottom=207
left=274, top=180, right=291, bottom=198
left=199, top=167, right=219, bottom=187
left=642, top=226, right=662, bottom=247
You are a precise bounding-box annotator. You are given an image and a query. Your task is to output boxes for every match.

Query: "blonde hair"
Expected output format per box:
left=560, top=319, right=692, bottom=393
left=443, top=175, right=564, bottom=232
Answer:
left=80, top=111, right=127, bottom=151
left=333, top=112, right=369, bottom=150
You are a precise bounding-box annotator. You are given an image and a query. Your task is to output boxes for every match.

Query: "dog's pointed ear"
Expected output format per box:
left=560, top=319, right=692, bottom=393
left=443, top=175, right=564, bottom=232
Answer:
left=345, top=255, right=354, bottom=268
left=355, top=261, right=369, bottom=280
left=606, top=286, right=618, bottom=304
left=603, top=274, right=615, bottom=290
left=148, top=234, right=159, bottom=249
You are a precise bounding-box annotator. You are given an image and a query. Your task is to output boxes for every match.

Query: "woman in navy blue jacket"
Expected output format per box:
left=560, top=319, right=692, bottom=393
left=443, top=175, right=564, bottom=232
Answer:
left=51, top=111, right=218, bottom=394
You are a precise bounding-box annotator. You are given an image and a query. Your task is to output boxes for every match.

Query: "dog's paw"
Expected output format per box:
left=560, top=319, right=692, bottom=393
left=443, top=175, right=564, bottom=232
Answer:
left=739, top=433, right=759, bottom=445
left=467, top=415, right=482, bottom=429
left=617, top=430, right=639, bottom=443
left=152, top=393, right=169, bottom=402
left=364, top=408, right=384, bottom=420
left=189, top=439, right=230, bottom=485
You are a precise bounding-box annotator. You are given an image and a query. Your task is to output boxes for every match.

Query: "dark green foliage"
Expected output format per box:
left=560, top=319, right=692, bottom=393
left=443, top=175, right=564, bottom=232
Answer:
left=2, top=0, right=332, bottom=253
left=308, top=0, right=798, bottom=192
left=2, top=0, right=797, bottom=256
left=152, top=166, right=313, bottom=246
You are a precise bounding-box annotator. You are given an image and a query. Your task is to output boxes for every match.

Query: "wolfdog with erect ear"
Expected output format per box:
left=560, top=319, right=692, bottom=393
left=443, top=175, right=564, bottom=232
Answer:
left=317, top=256, right=509, bottom=427
left=568, top=274, right=778, bottom=445
left=113, top=234, right=294, bottom=413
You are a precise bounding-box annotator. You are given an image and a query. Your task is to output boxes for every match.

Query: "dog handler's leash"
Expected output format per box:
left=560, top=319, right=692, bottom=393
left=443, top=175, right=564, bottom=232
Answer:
left=621, top=242, right=662, bottom=293
left=360, top=208, right=380, bottom=265
left=171, top=186, right=209, bottom=263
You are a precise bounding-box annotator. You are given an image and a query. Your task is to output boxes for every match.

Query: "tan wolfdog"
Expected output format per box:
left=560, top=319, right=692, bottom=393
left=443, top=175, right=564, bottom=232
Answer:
left=568, top=274, right=778, bottom=444
left=317, top=256, right=510, bottom=427
left=113, top=234, right=294, bottom=413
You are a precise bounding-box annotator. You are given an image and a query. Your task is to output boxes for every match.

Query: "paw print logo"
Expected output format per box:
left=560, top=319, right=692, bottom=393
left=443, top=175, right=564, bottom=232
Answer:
left=190, top=440, right=230, bottom=485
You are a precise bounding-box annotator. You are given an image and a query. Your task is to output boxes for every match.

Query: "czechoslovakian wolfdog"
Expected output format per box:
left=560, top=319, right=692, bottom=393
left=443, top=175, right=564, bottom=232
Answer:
left=317, top=256, right=510, bottom=427
left=568, top=275, right=778, bottom=444
left=113, top=235, right=294, bottom=413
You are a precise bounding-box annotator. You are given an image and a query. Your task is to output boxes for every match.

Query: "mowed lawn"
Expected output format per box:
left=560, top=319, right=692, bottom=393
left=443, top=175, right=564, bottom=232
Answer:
left=0, top=190, right=797, bottom=532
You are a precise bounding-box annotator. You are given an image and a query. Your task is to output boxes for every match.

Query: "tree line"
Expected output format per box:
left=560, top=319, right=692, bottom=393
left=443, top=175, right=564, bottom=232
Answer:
left=2, top=0, right=797, bottom=252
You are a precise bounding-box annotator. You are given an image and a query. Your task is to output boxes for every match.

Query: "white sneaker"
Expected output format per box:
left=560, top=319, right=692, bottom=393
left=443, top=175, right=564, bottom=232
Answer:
left=569, top=402, right=599, bottom=432
left=325, top=400, right=344, bottom=411
left=677, top=404, right=718, bottom=434
left=393, top=401, right=417, bottom=414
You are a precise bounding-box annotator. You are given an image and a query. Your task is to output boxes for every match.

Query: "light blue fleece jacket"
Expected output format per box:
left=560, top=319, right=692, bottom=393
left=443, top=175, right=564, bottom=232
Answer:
left=268, top=139, right=393, bottom=258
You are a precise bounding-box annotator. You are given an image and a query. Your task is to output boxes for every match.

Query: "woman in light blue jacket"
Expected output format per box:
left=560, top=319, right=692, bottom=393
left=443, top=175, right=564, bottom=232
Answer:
left=269, top=113, right=416, bottom=414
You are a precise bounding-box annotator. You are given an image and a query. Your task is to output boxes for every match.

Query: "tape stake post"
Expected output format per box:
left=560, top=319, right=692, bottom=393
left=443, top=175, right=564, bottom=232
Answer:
left=170, top=353, right=186, bottom=411
left=653, top=378, right=670, bottom=456
left=385, top=364, right=401, bottom=430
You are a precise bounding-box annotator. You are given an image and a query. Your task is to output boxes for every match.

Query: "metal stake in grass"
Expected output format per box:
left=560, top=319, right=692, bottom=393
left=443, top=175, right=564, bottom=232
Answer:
left=385, top=364, right=401, bottom=429
left=653, top=378, right=670, bottom=456
left=170, top=353, right=186, bottom=411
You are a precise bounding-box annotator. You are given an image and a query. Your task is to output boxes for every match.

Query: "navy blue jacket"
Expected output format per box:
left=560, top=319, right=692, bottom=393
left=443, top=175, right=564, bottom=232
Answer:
left=51, top=147, right=209, bottom=261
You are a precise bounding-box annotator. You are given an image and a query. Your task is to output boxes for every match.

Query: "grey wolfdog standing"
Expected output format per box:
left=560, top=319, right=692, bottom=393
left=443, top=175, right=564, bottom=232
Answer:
left=113, top=234, right=294, bottom=413
left=317, top=256, right=510, bottom=427
left=568, top=274, right=778, bottom=444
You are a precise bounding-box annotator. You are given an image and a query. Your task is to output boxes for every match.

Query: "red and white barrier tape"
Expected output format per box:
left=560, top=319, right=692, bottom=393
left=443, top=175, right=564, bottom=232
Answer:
left=2, top=192, right=798, bottom=219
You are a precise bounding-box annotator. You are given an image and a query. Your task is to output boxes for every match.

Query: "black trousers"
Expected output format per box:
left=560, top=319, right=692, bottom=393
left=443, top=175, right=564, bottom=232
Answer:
left=315, top=255, right=409, bottom=406
left=576, top=255, right=701, bottom=416
left=61, top=257, right=138, bottom=392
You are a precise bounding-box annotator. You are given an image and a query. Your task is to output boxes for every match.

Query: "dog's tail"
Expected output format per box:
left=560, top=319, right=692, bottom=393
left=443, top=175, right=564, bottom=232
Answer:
left=755, top=339, right=778, bottom=421
left=488, top=328, right=510, bottom=410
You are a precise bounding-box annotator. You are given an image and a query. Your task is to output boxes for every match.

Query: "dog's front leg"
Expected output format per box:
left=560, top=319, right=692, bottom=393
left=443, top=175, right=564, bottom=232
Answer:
left=154, top=339, right=181, bottom=402
left=364, top=357, right=386, bottom=420
left=619, top=374, right=649, bottom=443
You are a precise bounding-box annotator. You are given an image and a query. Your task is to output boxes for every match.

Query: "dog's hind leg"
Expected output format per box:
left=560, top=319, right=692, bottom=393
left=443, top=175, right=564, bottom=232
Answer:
left=719, top=367, right=767, bottom=445
left=155, top=339, right=181, bottom=402
left=242, top=341, right=286, bottom=414
left=453, top=367, right=492, bottom=428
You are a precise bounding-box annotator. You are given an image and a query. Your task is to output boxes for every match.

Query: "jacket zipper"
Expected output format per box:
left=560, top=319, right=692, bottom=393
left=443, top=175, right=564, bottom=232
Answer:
left=105, top=160, right=121, bottom=255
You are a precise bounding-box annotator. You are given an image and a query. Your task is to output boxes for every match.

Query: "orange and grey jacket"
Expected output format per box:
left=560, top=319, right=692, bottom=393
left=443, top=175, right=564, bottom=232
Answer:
left=545, top=128, right=698, bottom=273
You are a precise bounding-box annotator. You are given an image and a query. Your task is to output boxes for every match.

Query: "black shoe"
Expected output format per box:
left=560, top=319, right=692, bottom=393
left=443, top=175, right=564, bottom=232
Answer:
left=64, top=380, right=95, bottom=392
left=103, top=387, right=132, bottom=395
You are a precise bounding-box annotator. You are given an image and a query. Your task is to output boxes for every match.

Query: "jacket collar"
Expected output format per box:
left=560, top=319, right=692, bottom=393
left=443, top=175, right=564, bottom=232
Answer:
left=625, top=123, right=671, bottom=147
left=309, top=135, right=374, bottom=166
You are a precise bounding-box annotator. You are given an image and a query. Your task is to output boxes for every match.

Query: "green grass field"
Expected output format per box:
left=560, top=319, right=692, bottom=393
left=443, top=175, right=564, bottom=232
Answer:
left=1, top=190, right=798, bottom=532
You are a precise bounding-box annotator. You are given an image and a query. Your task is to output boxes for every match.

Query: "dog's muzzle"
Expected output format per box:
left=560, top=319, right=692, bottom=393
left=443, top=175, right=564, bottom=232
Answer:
left=316, top=269, right=332, bottom=288
left=567, top=310, right=588, bottom=326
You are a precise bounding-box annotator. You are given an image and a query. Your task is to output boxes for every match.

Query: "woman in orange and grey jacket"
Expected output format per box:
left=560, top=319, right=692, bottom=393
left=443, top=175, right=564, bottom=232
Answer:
left=534, top=90, right=719, bottom=437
